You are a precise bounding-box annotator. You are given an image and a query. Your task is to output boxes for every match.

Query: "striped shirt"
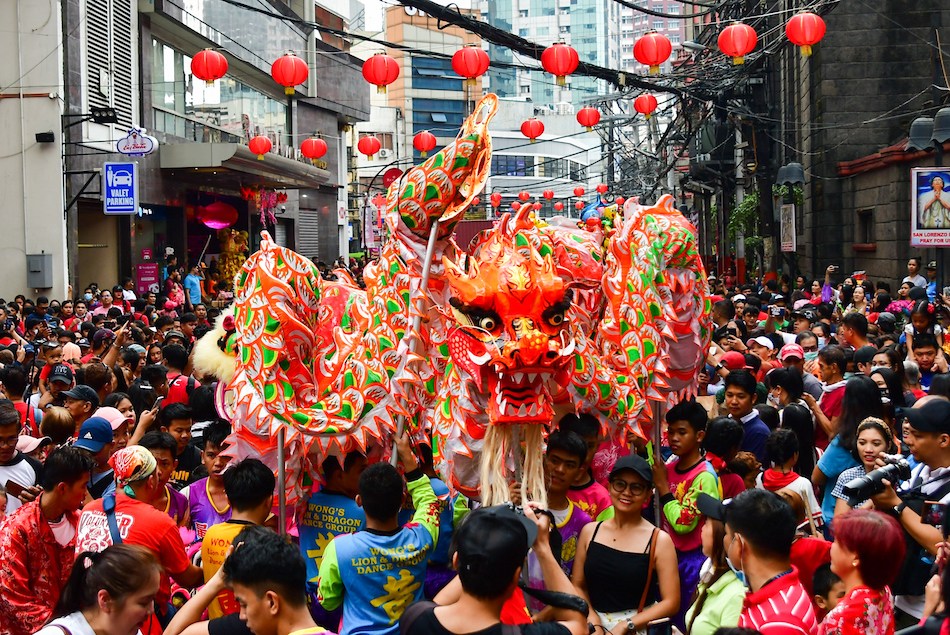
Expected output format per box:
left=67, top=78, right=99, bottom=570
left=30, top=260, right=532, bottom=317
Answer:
left=738, top=567, right=818, bottom=635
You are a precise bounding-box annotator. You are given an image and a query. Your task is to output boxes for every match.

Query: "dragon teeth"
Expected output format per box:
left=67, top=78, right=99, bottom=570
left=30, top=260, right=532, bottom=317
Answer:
left=513, top=372, right=524, bottom=384
left=518, top=404, right=527, bottom=417
left=527, top=373, right=537, bottom=382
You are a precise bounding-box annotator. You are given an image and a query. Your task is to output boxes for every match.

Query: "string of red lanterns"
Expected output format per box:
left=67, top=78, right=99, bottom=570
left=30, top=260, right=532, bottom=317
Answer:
left=271, top=53, right=308, bottom=95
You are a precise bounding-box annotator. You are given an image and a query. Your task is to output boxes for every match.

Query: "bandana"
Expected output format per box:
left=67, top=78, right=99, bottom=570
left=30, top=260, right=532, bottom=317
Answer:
left=109, top=445, right=157, bottom=486
left=762, top=468, right=799, bottom=492
left=705, top=451, right=727, bottom=472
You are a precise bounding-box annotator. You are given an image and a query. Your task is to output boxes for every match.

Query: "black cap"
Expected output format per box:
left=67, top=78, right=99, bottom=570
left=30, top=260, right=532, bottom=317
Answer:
left=897, top=399, right=950, bottom=434
left=791, top=307, right=816, bottom=322
left=853, top=345, right=878, bottom=365
left=697, top=492, right=728, bottom=522
left=609, top=454, right=653, bottom=485
left=61, top=384, right=100, bottom=410
left=48, top=363, right=74, bottom=385
left=455, top=504, right=537, bottom=574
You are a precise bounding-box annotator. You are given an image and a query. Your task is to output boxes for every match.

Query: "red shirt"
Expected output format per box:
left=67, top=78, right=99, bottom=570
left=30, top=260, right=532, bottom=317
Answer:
left=76, top=492, right=191, bottom=605
left=739, top=566, right=818, bottom=635
left=816, top=385, right=846, bottom=450
left=164, top=372, right=195, bottom=407
left=790, top=536, right=831, bottom=600
left=0, top=500, right=81, bottom=635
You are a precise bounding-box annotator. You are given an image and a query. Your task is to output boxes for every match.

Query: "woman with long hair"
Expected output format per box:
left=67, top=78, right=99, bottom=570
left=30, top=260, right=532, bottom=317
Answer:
left=36, top=544, right=162, bottom=635
left=572, top=455, right=680, bottom=633
left=869, top=367, right=906, bottom=427
left=813, top=376, right=885, bottom=527
left=845, top=285, right=869, bottom=315
left=818, top=510, right=904, bottom=635
left=831, top=418, right=898, bottom=518
left=780, top=403, right=817, bottom=478
left=768, top=367, right=805, bottom=409
left=684, top=494, right=744, bottom=634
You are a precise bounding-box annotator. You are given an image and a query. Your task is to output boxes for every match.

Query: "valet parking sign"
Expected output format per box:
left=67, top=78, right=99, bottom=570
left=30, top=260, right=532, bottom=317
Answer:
left=103, top=128, right=157, bottom=216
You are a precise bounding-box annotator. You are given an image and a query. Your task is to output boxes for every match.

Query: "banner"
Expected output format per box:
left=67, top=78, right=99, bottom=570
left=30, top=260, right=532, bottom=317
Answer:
left=780, top=204, right=796, bottom=252
left=911, top=167, right=950, bottom=246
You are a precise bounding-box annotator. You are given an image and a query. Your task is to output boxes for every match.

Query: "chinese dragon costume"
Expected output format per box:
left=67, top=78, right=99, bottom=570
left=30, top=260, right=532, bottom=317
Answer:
left=194, top=94, right=712, bottom=508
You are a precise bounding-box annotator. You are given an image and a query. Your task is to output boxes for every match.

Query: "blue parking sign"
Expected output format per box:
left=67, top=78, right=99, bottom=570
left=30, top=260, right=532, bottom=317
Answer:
left=103, top=162, right=138, bottom=215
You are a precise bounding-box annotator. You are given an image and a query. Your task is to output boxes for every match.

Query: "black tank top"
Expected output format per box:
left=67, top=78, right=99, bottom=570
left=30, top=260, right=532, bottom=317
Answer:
left=584, top=523, right=657, bottom=613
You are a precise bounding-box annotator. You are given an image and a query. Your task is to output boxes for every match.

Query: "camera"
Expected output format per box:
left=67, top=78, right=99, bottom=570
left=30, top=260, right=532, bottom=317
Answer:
left=842, top=454, right=912, bottom=507
left=770, top=306, right=785, bottom=318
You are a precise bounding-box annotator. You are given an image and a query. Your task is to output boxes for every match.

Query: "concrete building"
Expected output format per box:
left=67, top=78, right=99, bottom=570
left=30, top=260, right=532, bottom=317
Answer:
left=620, top=1, right=687, bottom=74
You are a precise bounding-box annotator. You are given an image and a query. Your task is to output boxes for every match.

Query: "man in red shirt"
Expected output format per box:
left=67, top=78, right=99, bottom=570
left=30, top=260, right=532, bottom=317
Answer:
left=0, top=447, right=95, bottom=635
left=75, top=445, right=203, bottom=627
left=804, top=345, right=847, bottom=451
left=703, top=489, right=818, bottom=635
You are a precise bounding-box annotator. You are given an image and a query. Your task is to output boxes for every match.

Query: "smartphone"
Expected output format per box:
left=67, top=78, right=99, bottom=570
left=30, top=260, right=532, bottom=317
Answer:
left=5, top=480, right=24, bottom=498
left=727, top=327, right=738, bottom=337
left=151, top=396, right=165, bottom=412
left=922, top=501, right=949, bottom=528
left=646, top=617, right=671, bottom=635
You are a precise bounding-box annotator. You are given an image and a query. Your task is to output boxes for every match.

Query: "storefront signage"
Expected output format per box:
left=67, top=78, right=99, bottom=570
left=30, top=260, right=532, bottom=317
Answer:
left=142, top=249, right=153, bottom=261
left=103, top=162, right=139, bottom=215
left=136, top=263, right=161, bottom=296
left=780, top=204, right=796, bottom=252
left=911, top=167, right=950, bottom=246
left=116, top=127, right=157, bottom=156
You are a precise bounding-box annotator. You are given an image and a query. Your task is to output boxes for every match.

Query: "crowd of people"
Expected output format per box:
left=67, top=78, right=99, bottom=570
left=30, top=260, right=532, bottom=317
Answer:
left=3, top=256, right=950, bottom=635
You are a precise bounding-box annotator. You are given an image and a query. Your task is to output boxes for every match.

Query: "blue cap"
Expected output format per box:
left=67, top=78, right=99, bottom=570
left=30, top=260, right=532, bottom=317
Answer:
left=73, top=416, right=113, bottom=452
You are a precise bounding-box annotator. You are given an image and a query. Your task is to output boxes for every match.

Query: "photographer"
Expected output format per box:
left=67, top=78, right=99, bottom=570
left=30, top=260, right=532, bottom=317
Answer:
left=870, top=398, right=950, bottom=626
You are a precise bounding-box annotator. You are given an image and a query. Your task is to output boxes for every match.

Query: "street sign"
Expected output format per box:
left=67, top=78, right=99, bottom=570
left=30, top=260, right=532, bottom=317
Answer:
left=103, top=162, right=139, bottom=215
left=116, top=127, right=157, bottom=156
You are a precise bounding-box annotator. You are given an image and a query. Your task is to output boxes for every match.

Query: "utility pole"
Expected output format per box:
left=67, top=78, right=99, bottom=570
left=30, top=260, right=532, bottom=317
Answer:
left=735, top=128, right=746, bottom=284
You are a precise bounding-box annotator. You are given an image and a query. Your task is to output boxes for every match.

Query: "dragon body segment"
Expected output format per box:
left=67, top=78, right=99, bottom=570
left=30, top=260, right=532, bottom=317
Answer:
left=200, top=94, right=711, bottom=508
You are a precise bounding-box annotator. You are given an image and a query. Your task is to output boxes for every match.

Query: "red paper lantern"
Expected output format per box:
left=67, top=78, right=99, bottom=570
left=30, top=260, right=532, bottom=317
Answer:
left=786, top=12, right=826, bottom=57
left=199, top=201, right=238, bottom=229
left=540, top=43, right=579, bottom=86
left=511, top=201, right=522, bottom=211
left=249, top=135, right=272, bottom=159
left=300, top=138, right=327, bottom=160
left=554, top=202, right=564, bottom=211
left=596, top=184, right=608, bottom=194
left=718, top=23, right=758, bottom=65
left=521, top=118, right=544, bottom=143
left=634, top=31, right=672, bottom=74
left=518, top=191, right=531, bottom=202
left=452, top=45, right=490, bottom=86
left=635, top=94, right=659, bottom=119
left=490, top=193, right=502, bottom=207
left=575, top=201, right=584, bottom=210
left=191, top=49, right=228, bottom=87
left=543, top=190, right=554, bottom=199
left=615, top=197, right=626, bottom=206
left=573, top=187, right=585, bottom=197
left=271, top=53, right=308, bottom=95
left=472, top=196, right=480, bottom=206
left=576, top=107, right=601, bottom=131
left=413, top=131, right=437, bottom=157
left=358, top=136, right=382, bottom=160
left=533, top=202, right=542, bottom=211
left=362, top=53, right=400, bottom=93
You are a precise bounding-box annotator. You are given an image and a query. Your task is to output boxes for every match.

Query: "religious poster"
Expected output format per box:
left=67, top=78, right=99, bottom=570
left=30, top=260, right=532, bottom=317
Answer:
left=911, top=167, right=950, bottom=246
left=780, top=204, right=796, bottom=252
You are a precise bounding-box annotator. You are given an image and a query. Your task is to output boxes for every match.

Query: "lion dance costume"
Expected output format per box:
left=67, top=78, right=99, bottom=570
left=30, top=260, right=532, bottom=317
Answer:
left=193, top=94, right=712, bottom=508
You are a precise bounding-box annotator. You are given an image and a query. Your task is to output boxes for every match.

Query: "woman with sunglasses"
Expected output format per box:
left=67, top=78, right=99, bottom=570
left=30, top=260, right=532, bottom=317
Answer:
left=572, top=455, right=680, bottom=634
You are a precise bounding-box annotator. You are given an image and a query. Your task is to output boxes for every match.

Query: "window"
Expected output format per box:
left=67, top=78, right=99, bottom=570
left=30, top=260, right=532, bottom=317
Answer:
left=668, top=19, right=679, bottom=28
left=520, top=84, right=531, bottom=94
left=622, top=44, right=633, bottom=53
left=559, top=8, right=569, bottom=14
left=360, top=133, right=393, bottom=149
left=519, top=9, right=528, bottom=17
left=537, top=26, right=549, bottom=35
left=653, top=20, right=664, bottom=29
left=411, top=57, right=462, bottom=91
left=857, top=208, right=874, bottom=244
left=519, top=28, right=529, bottom=36
left=560, top=25, right=570, bottom=33
left=622, top=15, right=631, bottom=23
left=670, top=34, right=680, bottom=43
left=491, top=155, right=535, bottom=177
left=411, top=98, right=464, bottom=135
left=668, top=5, right=679, bottom=13
left=542, top=7, right=555, bottom=16
left=431, top=113, right=447, bottom=122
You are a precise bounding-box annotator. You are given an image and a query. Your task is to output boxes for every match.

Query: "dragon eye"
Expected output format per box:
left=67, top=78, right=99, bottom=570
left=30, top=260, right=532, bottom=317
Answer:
left=546, top=313, right=565, bottom=327
left=478, top=316, right=498, bottom=331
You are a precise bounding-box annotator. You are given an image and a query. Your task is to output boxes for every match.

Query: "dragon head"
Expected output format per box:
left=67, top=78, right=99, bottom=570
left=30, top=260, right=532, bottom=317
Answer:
left=443, top=207, right=576, bottom=429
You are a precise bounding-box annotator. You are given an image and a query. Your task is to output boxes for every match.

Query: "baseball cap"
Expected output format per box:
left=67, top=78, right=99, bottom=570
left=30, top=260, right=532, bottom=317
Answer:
left=454, top=504, right=538, bottom=576
left=608, top=454, right=653, bottom=485
left=791, top=307, right=816, bottom=322
left=772, top=294, right=785, bottom=302
left=48, top=363, right=74, bottom=385
left=16, top=435, right=51, bottom=454
left=877, top=312, right=896, bottom=325
left=732, top=294, right=746, bottom=301
left=73, top=417, right=113, bottom=452
left=164, top=330, right=186, bottom=342
left=928, top=261, right=938, bottom=270
left=76, top=338, right=90, bottom=349
left=720, top=351, right=749, bottom=370
left=853, top=345, right=878, bottom=365
left=898, top=400, right=950, bottom=434
left=128, top=344, right=146, bottom=355
left=779, top=343, right=805, bottom=362
left=746, top=336, right=775, bottom=350
left=62, top=385, right=100, bottom=411
left=92, top=329, right=116, bottom=346
left=96, top=406, right=134, bottom=431
left=697, top=492, right=731, bottom=522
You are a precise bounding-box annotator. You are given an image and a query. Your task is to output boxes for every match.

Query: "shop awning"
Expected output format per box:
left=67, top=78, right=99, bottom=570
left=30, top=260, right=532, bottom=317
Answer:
left=159, top=143, right=331, bottom=189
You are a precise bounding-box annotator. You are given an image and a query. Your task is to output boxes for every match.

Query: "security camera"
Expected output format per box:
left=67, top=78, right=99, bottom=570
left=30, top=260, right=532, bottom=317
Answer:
left=280, top=205, right=286, bottom=212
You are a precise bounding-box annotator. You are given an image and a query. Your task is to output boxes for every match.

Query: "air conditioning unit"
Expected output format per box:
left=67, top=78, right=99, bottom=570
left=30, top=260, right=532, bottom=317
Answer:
left=378, top=149, right=393, bottom=159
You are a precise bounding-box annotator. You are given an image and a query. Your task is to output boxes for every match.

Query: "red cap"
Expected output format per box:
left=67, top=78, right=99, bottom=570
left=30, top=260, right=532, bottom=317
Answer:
left=779, top=343, right=805, bottom=361
left=720, top=351, right=749, bottom=370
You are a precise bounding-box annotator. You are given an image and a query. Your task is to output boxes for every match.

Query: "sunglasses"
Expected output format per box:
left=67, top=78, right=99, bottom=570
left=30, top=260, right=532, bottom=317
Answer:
left=609, top=479, right=649, bottom=496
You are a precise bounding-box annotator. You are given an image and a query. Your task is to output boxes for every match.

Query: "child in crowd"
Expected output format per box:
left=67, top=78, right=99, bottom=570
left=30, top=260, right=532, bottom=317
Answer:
left=904, top=298, right=944, bottom=354
left=183, top=419, right=232, bottom=538
left=651, top=400, right=721, bottom=632
left=812, top=562, right=845, bottom=621
left=161, top=403, right=202, bottom=489
left=756, top=429, right=822, bottom=530
left=140, top=431, right=190, bottom=526
left=36, top=343, right=64, bottom=401
left=723, top=370, right=769, bottom=464
left=703, top=416, right=746, bottom=499
left=560, top=413, right=614, bottom=522
left=202, top=458, right=275, bottom=619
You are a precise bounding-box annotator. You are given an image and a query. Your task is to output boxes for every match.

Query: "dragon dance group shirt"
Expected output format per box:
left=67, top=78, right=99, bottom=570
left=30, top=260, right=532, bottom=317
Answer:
left=184, top=477, right=232, bottom=538
left=525, top=500, right=591, bottom=613
left=202, top=519, right=256, bottom=619
left=397, top=477, right=469, bottom=565
left=317, top=471, right=440, bottom=635
left=567, top=474, right=615, bottom=522
left=299, top=489, right=366, bottom=588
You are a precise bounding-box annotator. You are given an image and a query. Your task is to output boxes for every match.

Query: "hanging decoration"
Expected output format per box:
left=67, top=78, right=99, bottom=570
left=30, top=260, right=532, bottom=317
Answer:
left=635, top=94, right=659, bottom=119
left=554, top=201, right=564, bottom=211
left=358, top=136, right=382, bottom=160
left=249, top=135, right=272, bottom=159
left=240, top=185, right=287, bottom=226
left=786, top=12, right=826, bottom=57
left=472, top=197, right=480, bottom=206
left=540, top=43, right=579, bottom=86
left=596, top=184, right=609, bottom=194
left=518, top=191, right=531, bottom=202
left=543, top=190, right=554, bottom=199
left=452, top=45, right=490, bottom=86
left=511, top=201, right=522, bottom=211
left=634, top=31, right=672, bottom=74
left=413, top=131, right=437, bottom=157
left=216, top=228, right=249, bottom=291
left=574, top=187, right=585, bottom=197
left=521, top=118, right=544, bottom=143
left=362, top=53, right=400, bottom=93
left=198, top=201, right=238, bottom=229
left=271, top=53, right=309, bottom=95
left=576, top=107, right=601, bottom=131
left=191, top=50, right=228, bottom=86
left=616, top=197, right=626, bottom=207
left=490, top=192, right=502, bottom=207
left=718, top=23, right=758, bottom=65
left=575, top=201, right=584, bottom=210
left=300, top=138, right=327, bottom=160
left=532, top=202, right=542, bottom=211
